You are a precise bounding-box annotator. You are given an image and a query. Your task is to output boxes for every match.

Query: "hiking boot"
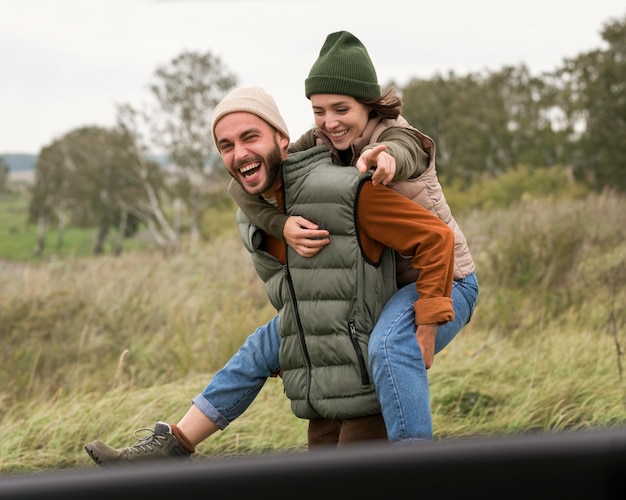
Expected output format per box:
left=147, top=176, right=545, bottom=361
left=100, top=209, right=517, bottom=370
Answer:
left=85, top=422, right=191, bottom=466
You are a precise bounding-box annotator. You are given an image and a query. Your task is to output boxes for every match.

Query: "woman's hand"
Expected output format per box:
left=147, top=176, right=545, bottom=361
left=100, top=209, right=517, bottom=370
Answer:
left=356, top=144, right=396, bottom=186
left=415, top=323, right=438, bottom=369
left=283, top=216, right=330, bottom=257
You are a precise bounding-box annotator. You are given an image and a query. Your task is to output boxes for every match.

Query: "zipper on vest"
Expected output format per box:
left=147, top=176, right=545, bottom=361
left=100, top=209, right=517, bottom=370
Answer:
left=284, top=265, right=320, bottom=417
left=348, top=320, right=370, bottom=385
left=282, top=176, right=321, bottom=417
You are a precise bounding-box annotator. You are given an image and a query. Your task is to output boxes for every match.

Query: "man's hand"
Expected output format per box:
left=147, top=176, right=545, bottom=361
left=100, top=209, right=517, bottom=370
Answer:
left=416, top=323, right=438, bottom=369
left=284, top=216, right=330, bottom=257
left=355, top=144, right=396, bottom=186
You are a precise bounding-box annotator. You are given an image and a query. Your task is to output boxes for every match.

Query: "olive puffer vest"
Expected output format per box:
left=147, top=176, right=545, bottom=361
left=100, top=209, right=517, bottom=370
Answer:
left=237, top=146, right=397, bottom=420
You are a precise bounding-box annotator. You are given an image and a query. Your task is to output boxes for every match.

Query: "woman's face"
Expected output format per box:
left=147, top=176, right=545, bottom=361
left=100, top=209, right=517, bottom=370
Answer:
left=310, top=94, right=371, bottom=151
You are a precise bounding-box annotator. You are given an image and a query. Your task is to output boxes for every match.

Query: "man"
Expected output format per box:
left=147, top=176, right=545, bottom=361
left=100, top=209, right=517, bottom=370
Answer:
left=85, top=87, right=454, bottom=464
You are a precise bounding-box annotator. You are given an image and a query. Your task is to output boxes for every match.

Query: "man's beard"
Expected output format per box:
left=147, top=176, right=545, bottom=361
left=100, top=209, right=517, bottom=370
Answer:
left=235, top=140, right=283, bottom=195
left=261, top=143, right=283, bottom=193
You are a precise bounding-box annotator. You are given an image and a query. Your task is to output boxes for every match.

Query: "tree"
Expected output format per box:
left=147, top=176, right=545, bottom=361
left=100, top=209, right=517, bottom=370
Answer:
left=29, top=140, right=73, bottom=256
left=115, top=103, right=179, bottom=251
left=0, top=156, right=9, bottom=194
left=401, top=65, right=567, bottom=186
left=147, top=50, right=237, bottom=247
left=556, top=13, right=626, bottom=192
left=29, top=126, right=147, bottom=256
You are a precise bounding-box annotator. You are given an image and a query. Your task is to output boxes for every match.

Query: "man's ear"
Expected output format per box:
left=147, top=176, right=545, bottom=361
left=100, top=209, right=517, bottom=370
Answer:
left=279, top=133, right=290, bottom=155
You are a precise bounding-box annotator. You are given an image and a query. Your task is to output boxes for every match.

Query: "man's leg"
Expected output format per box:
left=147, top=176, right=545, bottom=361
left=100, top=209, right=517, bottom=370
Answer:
left=307, top=419, right=341, bottom=449
left=368, top=273, right=479, bottom=443
left=336, top=415, right=388, bottom=446
left=308, top=415, right=387, bottom=449
left=85, top=315, right=283, bottom=465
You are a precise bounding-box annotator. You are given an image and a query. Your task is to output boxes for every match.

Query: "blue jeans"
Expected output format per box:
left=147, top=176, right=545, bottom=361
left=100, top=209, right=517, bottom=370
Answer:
left=368, top=272, right=479, bottom=442
left=193, top=272, right=478, bottom=442
left=192, top=316, right=282, bottom=430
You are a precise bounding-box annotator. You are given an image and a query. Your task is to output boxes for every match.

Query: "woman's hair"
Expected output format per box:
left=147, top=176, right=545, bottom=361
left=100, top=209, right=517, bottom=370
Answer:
left=361, top=87, right=402, bottom=119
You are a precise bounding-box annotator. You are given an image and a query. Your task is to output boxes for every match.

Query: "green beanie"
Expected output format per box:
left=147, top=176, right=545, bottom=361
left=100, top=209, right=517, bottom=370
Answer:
left=305, top=31, right=381, bottom=100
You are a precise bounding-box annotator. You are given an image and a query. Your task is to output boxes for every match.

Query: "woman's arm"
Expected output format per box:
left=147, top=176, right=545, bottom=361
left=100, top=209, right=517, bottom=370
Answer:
left=227, top=179, right=288, bottom=241
left=357, top=127, right=429, bottom=184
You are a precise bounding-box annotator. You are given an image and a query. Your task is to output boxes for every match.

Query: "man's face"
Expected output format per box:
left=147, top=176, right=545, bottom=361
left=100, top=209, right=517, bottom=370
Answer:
left=214, top=112, right=289, bottom=197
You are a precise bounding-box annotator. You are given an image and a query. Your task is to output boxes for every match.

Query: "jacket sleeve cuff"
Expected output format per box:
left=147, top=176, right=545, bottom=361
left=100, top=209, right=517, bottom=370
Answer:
left=414, top=297, right=454, bottom=325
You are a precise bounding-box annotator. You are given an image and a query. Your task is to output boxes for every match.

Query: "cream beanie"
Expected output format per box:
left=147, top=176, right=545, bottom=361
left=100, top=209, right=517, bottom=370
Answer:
left=211, top=87, right=290, bottom=146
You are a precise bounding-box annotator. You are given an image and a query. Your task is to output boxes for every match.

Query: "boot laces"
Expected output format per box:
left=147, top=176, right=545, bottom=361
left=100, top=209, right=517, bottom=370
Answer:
left=128, top=427, right=168, bottom=454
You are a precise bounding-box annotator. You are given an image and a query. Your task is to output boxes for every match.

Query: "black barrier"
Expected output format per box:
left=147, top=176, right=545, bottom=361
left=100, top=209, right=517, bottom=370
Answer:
left=1, top=427, right=625, bottom=499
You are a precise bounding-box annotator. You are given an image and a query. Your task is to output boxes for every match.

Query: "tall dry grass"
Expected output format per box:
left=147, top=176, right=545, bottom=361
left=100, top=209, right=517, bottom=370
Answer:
left=1, top=190, right=625, bottom=474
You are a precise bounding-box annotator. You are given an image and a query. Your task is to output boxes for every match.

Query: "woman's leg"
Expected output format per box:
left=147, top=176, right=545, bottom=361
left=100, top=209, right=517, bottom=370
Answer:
left=368, top=273, right=478, bottom=442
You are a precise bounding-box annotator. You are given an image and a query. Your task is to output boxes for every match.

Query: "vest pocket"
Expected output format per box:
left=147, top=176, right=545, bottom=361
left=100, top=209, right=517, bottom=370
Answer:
left=348, top=321, right=370, bottom=385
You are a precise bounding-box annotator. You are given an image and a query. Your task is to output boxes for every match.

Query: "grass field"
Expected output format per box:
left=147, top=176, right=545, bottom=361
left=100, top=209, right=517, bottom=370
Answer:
left=1, top=184, right=625, bottom=475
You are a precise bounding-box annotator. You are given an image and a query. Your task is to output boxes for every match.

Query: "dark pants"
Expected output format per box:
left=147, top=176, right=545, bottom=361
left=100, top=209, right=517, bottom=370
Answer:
left=307, top=414, right=388, bottom=448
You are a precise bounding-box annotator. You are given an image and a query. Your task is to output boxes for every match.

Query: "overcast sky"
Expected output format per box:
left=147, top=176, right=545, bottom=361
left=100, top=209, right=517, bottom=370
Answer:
left=1, top=0, right=625, bottom=154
